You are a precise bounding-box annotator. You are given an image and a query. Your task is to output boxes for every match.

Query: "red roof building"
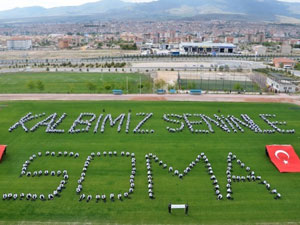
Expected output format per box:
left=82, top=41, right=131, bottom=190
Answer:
left=273, top=58, right=296, bottom=69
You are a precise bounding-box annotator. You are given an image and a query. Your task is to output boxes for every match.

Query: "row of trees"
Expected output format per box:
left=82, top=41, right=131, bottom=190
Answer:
left=85, top=80, right=153, bottom=93
left=255, top=67, right=294, bottom=76
left=154, top=79, right=255, bottom=92
left=120, top=43, right=138, bottom=50
left=26, top=80, right=45, bottom=91
left=9, top=62, right=127, bottom=69
left=26, top=79, right=258, bottom=92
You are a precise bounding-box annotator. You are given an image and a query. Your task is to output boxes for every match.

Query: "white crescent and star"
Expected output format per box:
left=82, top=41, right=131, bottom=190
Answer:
left=275, top=150, right=290, bottom=165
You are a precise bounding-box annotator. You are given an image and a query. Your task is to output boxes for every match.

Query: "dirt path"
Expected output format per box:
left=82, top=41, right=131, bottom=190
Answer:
left=0, top=94, right=299, bottom=106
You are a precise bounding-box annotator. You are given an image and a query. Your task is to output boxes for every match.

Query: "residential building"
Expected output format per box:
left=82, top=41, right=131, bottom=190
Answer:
left=253, top=45, right=267, bottom=55
left=273, top=58, right=296, bottom=69
left=7, top=37, right=32, bottom=50
left=281, top=44, right=292, bottom=54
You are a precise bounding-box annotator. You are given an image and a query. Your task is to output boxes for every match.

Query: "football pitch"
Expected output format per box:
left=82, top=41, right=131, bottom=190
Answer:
left=0, top=101, right=300, bottom=224
left=0, top=72, right=153, bottom=94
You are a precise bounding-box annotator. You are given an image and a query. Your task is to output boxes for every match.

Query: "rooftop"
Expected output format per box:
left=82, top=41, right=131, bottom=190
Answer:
left=8, top=37, right=32, bottom=41
left=273, top=58, right=296, bottom=63
left=180, top=42, right=236, bottom=48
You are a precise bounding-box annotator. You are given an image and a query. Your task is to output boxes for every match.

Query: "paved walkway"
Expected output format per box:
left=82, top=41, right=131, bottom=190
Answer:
left=0, top=94, right=299, bottom=106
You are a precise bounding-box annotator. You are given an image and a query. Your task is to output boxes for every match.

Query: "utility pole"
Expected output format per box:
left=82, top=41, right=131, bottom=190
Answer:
left=140, top=75, right=142, bottom=94
left=127, top=76, right=128, bottom=94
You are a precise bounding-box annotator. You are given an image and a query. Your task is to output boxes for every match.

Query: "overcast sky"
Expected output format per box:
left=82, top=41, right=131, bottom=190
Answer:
left=0, top=0, right=299, bottom=12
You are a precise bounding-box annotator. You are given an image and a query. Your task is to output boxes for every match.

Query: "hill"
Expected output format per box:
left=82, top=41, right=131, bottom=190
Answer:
left=1, top=0, right=300, bottom=22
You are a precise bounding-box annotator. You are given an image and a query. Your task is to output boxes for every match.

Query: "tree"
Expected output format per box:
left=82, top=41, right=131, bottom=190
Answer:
left=68, top=84, right=75, bottom=93
left=36, top=81, right=44, bottom=91
left=279, top=63, right=284, bottom=68
left=97, top=43, right=103, bottom=49
left=224, top=65, right=230, bottom=72
left=237, top=66, right=243, bottom=72
left=154, top=79, right=166, bottom=89
left=233, top=83, right=242, bottom=92
left=26, top=81, right=35, bottom=90
left=87, top=82, right=97, bottom=91
left=188, top=82, right=196, bottom=90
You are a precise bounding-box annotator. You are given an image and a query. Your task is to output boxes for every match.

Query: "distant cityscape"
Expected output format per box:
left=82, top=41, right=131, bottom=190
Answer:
left=0, top=20, right=300, bottom=55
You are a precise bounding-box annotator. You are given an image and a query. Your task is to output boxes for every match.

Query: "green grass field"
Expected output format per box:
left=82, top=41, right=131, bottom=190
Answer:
left=0, top=72, right=153, bottom=94
left=179, top=79, right=261, bottom=92
left=0, top=101, right=300, bottom=224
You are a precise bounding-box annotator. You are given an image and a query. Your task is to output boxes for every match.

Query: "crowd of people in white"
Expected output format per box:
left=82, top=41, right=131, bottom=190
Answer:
left=133, top=112, right=154, bottom=134
left=2, top=151, right=80, bottom=201
left=164, top=112, right=294, bottom=135
left=8, top=111, right=295, bottom=135
left=146, top=152, right=223, bottom=199
left=226, top=152, right=281, bottom=200
left=2, top=149, right=283, bottom=202
left=77, top=151, right=136, bottom=203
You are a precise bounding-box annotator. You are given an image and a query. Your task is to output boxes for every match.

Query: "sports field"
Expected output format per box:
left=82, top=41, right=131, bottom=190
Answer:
left=0, top=101, right=300, bottom=224
left=0, top=72, right=153, bottom=94
left=179, top=79, right=260, bottom=92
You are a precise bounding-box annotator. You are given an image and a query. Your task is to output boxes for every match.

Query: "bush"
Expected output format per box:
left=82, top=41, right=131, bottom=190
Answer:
left=36, top=81, right=45, bottom=91
left=26, top=81, right=35, bottom=90
left=87, top=82, right=97, bottom=91
left=104, top=84, right=111, bottom=91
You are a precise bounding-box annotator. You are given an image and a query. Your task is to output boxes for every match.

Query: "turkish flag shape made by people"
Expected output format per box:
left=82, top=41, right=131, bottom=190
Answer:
left=266, top=145, right=300, bottom=173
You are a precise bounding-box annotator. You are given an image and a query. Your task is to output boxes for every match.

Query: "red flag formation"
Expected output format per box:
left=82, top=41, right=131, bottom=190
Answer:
left=0, top=145, right=7, bottom=162
left=266, top=145, right=300, bottom=173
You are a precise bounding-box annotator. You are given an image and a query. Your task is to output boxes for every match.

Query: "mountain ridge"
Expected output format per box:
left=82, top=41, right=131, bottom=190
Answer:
left=0, top=0, right=300, bottom=22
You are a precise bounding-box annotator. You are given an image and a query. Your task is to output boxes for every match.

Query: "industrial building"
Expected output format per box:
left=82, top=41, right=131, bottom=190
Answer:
left=253, top=45, right=267, bottom=55
left=179, top=42, right=236, bottom=54
left=141, top=41, right=236, bottom=55
left=7, top=38, right=32, bottom=50
left=266, top=73, right=297, bottom=93
left=281, top=44, right=292, bottom=54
